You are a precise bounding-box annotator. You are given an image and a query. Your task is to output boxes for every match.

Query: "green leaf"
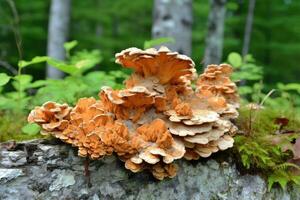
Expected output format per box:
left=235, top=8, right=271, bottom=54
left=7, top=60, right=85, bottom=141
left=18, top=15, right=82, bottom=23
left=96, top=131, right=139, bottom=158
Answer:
left=18, top=56, right=49, bottom=68
left=12, top=74, right=33, bottom=91
left=0, top=96, right=10, bottom=109
left=291, top=175, right=300, bottom=185
left=144, top=37, right=175, bottom=49
left=13, top=74, right=33, bottom=84
left=64, top=40, right=78, bottom=57
left=228, top=52, right=242, bottom=68
left=277, top=83, right=300, bottom=93
left=27, top=80, right=48, bottom=88
left=241, top=154, right=250, bottom=169
left=268, top=176, right=276, bottom=191
left=238, top=86, right=253, bottom=95
left=22, top=123, right=41, bottom=135
left=47, top=58, right=78, bottom=75
left=277, top=176, right=288, bottom=190
left=268, top=171, right=289, bottom=191
left=6, top=91, right=27, bottom=99
left=64, top=40, right=78, bottom=52
left=227, top=2, right=239, bottom=11
left=70, top=49, right=102, bottom=74
left=0, top=73, right=11, bottom=86
left=244, top=54, right=255, bottom=62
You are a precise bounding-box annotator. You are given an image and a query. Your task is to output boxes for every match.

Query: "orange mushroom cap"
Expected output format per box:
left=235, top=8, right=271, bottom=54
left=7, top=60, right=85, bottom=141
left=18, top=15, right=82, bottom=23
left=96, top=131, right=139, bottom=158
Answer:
left=28, top=101, right=71, bottom=135
left=116, top=46, right=196, bottom=85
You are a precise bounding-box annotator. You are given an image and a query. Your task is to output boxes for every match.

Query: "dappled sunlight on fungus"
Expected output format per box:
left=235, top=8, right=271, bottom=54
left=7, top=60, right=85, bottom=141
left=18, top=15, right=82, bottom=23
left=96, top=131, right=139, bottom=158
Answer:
left=28, top=46, right=239, bottom=180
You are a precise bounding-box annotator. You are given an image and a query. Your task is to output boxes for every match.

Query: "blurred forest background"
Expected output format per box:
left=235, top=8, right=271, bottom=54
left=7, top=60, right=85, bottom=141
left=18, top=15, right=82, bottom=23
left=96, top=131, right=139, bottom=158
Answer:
left=1, top=0, right=299, bottom=86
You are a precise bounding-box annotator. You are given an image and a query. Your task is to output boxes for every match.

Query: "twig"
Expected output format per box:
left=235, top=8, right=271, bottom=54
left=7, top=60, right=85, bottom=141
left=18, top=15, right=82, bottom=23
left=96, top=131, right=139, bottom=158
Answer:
left=84, top=157, right=92, bottom=187
left=5, top=0, right=23, bottom=108
left=6, top=0, right=23, bottom=60
left=0, top=60, right=17, bottom=75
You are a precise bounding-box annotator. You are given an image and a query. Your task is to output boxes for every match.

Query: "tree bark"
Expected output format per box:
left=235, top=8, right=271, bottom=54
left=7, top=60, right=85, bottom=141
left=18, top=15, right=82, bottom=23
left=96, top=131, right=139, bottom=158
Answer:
left=242, top=0, right=256, bottom=57
left=1, top=139, right=300, bottom=199
left=46, top=0, right=71, bottom=79
left=204, top=0, right=227, bottom=67
left=152, top=0, right=193, bottom=56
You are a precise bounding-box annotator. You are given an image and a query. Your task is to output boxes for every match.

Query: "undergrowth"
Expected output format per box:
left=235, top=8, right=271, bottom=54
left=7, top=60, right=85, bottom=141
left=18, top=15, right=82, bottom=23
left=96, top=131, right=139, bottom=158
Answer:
left=227, top=52, right=300, bottom=190
left=234, top=104, right=300, bottom=190
left=0, top=112, right=44, bottom=142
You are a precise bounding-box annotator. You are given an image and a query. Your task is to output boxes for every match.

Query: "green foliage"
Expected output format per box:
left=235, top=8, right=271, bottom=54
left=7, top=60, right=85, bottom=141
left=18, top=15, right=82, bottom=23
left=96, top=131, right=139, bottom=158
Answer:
left=143, top=37, right=175, bottom=49
left=278, top=83, right=300, bottom=93
left=21, top=123, right=41, bottom=135
left=227, top=52, right=300, bottom=115
left=50, top=41, right=102, bottom=76
left=0, top=41, right=128, bottom=141
left=19, top=41, right=103, bottom=76
left=0, top=72, right=47, bottom=112
left=25, top=41, right=126, bottom=105
left=32, top=70, right=125, bottom=106
left=64, top=40, right=78, bottom=57
left=2, top=41, right=127, bottom=107
left=234, top=104, right=300, bottom=190
left=0, top=73, right=11, bottom=86
left=227, top=52, right=263, bottom=96
left=229, top=51, right=300, bottom=190
left=268, top=164, right=300, bottom=190
left=1, top=0, right=300, bottom=86
left=18, top=56, right=49, bottom=68
left=227, top=52, right=267, bottom=106
left=228, top=52, right=242, bottom=67
left=0, top=113, right=43, bottom=142
left=225, top=0, right=300, bottom=86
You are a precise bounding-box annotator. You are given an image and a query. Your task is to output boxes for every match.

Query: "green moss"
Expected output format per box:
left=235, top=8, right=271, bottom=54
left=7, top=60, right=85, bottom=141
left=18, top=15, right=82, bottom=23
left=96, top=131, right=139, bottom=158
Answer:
left=237, top=106, right=300, bottom=136
left=234, top=105, right=300, bottom=190
left=0, top=112, right=43, bottom=142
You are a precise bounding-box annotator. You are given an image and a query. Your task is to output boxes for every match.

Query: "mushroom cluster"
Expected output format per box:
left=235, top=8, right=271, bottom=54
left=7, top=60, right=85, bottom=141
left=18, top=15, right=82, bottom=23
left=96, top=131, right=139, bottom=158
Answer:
left=28, top=46, right=239, bottom=180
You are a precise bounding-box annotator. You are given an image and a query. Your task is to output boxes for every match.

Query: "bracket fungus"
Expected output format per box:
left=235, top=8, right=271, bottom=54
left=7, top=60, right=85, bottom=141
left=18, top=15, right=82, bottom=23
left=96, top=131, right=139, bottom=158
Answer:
left=28, top=46, right=239, bottom=180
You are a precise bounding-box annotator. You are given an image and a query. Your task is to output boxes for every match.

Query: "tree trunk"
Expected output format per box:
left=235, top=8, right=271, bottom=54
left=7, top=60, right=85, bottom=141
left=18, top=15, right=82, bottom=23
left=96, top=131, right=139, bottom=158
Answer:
left=152, top=0, right=193, bottom=56
left=204, top=0, right=227, bottom=67
left=242, top=0, right=256, bottom=57
left=46, top=0, right=71, bottom=79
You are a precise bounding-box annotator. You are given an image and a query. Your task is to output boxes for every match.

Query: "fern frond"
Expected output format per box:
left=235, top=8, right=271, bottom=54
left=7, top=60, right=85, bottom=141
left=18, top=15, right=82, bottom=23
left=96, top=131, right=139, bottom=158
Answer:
left=273, top=162, right=300, bottom=171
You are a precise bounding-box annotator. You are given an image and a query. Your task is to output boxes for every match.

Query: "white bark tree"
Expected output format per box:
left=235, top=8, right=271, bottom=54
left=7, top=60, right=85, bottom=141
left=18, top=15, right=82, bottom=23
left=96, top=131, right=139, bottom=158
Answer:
left=242, top=0, right=256, bottom=57
left=152, top=0, right=193, bottom=56
left=46, top=0, right=71, bottom=79
left=204, top=0, right=227, bottom=67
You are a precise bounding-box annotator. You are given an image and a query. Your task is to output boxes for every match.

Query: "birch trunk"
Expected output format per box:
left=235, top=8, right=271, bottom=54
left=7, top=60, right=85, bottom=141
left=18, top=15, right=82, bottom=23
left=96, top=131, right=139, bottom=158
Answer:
left=152, top=0, right=193, bottom=56
left=46, top=0, right=71, bottom=79
left=242, top=0, right=256, bottom=57
left=204, top=0, right=227, bottom=67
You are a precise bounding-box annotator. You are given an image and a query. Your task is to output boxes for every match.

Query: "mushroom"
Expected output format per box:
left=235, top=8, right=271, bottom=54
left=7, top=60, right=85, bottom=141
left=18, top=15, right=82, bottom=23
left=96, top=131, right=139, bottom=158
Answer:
left=197, top=64, right=239, bottom=107
left=150, top=162, right=178, bottom=180
left=128, top=119, right=186, bottom=166
left=60, top=97, right=114, bottom=159
left=100, top=86, right=154, bottom=122
left=115, top=46, right=196, bottom=85
left=28, top=47, right=240, bottom=180
left=28, top=101, right=71, bottom=135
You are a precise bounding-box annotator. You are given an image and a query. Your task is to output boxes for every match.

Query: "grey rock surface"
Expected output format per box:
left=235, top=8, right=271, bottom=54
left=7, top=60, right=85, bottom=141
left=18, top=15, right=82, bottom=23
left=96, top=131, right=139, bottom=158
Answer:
left=0, top=139, right=299, bottom=200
